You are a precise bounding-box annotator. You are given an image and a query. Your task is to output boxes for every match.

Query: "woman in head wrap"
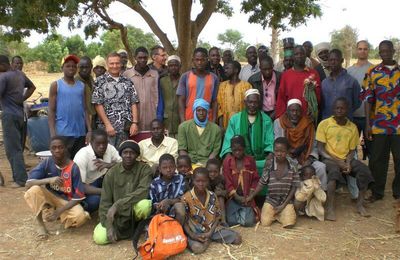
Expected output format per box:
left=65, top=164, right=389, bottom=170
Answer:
left=177, top=98, right=222, bottom=166
left=314, top=42, right=331, bottom=81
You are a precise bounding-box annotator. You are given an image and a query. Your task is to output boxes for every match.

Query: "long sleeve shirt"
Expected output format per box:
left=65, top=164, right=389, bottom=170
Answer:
left=321, top=69, right=361, bottom=120
left=99, top=162, right=152, bottom=227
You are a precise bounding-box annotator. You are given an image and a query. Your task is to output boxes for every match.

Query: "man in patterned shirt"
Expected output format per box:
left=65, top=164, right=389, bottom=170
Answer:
left=92, top=52, right=139, bottom=147
left=361, top=40, right=400, bottom=202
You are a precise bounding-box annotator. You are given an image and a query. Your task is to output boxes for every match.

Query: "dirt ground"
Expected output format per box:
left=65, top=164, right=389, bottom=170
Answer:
left=1, top=72, right=400, bottom=259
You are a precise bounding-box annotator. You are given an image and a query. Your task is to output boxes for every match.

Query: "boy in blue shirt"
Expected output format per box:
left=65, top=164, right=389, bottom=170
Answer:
left=24, top=136, right=89, bottom=239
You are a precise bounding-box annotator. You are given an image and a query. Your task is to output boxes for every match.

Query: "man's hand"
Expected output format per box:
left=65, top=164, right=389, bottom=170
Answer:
left=93, top=159, right=111, bottom=171
left=47, top=208, right=61, bottom=222
left=274, top=205, right=285, bottom=215
left=106, top=226, right=118, bottom=243
left=365, top=124, right=373, bottom=141
left=194, top=233, right=208, bottom=243
left=129, top=123, right=138, bottom=136
left=48, top=177, right=63, bottom=186
left=105, top=124, right=116, bottom=137
left=156, top=200, right=171, bottom=213
left=234, top=194, right=246, bottom=205
left=343, top=160, right=352, bottom=174
left=106, top=205, right=117, bottom=224
left=85, top=131, right=91, bottom=145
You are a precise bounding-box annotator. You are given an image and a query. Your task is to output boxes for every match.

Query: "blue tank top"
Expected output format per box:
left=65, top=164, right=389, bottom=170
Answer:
left=55, top=79, right=86, bottom=137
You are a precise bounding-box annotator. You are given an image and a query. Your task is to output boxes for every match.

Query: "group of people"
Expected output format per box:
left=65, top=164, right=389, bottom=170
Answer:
left=1, top=36, right=400, bottom=253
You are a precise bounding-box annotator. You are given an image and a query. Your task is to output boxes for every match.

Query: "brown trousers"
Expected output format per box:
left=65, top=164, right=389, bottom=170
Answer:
left=24, top=185, right=89, bottom=228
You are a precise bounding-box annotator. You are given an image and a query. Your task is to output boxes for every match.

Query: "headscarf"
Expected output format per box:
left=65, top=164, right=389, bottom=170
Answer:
left=280, top=101, right=315, bottom=164
left=314, top=42, right=330, bottom=67
left=192, top=98, right=210, bottom=128
left=118, top=140, right=140, bottom=156
left=93, top=55, right=106, bottom=69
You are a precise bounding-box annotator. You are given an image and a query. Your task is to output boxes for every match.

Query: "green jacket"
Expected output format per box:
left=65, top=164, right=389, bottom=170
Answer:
left=177, top=120, right=222, bottom=165
left=99, top=161, right=152, bottom=238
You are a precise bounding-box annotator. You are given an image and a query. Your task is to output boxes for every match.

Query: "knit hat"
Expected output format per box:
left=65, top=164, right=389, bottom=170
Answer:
left=167, top=55, right=181, bottom=63
left=118, top=140, right=140, bottom=156
left=244, top=88, right=260, bottom=99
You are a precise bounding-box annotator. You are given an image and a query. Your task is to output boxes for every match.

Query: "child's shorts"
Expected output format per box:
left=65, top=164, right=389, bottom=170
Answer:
left=261, top=202, right=296, bottom=227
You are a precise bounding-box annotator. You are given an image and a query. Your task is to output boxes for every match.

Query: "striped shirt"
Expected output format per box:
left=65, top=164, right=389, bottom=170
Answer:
left=149, top=174, right=185, bottom=205
left=176, top=70, right=219, bottom=120
left=260, top=157, right=300, bottom=207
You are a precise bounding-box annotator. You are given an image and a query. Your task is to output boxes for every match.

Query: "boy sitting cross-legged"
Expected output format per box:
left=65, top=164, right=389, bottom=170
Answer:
left=149, top=153, right=186, bottom=225
left=24, top=136, right=90, bottom=240
left=247, top=137, right=300, bottom=228
left=182, top=167, right=242, bottom=254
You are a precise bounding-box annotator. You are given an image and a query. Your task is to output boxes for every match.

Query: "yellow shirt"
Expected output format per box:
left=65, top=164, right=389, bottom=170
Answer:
left=316, top=117, right=359, bottom=160
left=217, top=80, right=252, bottom=128
left=138, top=136, right=178, bottom=167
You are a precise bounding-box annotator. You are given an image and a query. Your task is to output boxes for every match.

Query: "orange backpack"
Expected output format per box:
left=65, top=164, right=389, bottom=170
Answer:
left=138, top=214, right=187, bottom=260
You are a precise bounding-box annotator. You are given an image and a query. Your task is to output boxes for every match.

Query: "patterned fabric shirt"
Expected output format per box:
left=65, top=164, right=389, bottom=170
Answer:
left=92, top=72, right=139, bottom=133
left=182, top=188, right=221, bottom=233
left=360, top=63, right=400, bottom=135
left=150, top=174, right=185, bottom=204
left=260, top=157, right=300, bottom=207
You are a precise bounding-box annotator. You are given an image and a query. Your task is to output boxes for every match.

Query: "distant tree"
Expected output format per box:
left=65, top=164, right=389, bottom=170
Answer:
left=64, top=35, right=87, bottom=56
left=387, top=37, right=400, bottom=62
left=86, top=42, right=102, bottom=59
left=196, top=39, right=212, bottom=51
left=330, top=25, right=358, bottom=67
left=99, top=26, right=159, bottom=57
left=217, top=29, right=243, bottom=50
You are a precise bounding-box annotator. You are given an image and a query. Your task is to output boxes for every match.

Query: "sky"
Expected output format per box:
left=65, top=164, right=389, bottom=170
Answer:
left=28, top=0, right=400, bottom=48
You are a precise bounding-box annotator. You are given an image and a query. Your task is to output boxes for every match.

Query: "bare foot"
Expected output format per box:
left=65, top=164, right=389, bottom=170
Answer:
left=10, top=182, right=24, bottom=188
left=357, top=204, right=371, bottom=217
left=0, top=172, right=4, bottom=186
left=325, top=207, right=336, bottom=221
left=36, top=225, right=49, bottom=240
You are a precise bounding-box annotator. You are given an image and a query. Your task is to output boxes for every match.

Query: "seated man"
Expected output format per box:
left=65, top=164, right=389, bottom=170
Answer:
left=274, top=99, right=327, bottom=190
left=220, top=89, right=274, bottom=174
left=316, top=97, right=374, bottom=221
left=93, top=140, right=152, bottom=245
left=138, top=119, right=178, bottom=170
left=24, top=136, right=90, bottom=239
left=74, top=129, right=121, bottom=213
left=149, top=154, right=186, bottom=225
left=182, top=167, right=241, bottom=254
left=178, top=98, right=222, bottom=166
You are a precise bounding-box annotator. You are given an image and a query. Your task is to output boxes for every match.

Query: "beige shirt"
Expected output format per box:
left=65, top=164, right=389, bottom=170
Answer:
left=123, top=67, right=159, bottom=131
left=73, top=144, right=121, bottom=184
left=138, top=136, right=178, bottom=167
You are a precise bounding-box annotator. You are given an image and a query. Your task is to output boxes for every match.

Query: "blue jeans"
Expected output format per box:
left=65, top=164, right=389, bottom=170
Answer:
left=82, top=177, right=103, bottom=213
left=2, top=113, right=27, bottom=185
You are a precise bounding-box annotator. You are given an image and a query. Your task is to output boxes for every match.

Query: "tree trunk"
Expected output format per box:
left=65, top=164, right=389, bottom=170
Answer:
left=270, top=27, right=280, bottom=64
left=176, top=1, right=192, bottom=71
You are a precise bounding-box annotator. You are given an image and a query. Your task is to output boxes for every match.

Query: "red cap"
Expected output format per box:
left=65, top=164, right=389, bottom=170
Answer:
left=62, top=54, right=80, bottom=65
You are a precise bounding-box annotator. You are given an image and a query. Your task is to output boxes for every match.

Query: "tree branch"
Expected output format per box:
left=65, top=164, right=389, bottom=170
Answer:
left=118, top=0, right=175, bottom=53
left=171, top=0, right=179, bottom=35
left=194, top=0, right=218, bottom=35
left=92, top=0, right=134, bottom=64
